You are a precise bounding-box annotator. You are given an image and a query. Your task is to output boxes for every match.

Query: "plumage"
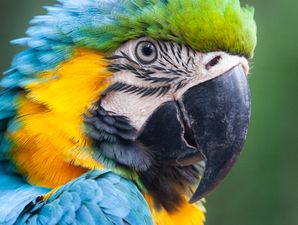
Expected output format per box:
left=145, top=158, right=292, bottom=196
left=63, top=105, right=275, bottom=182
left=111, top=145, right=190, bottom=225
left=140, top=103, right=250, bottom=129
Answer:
left=0, top=0, right=256, bottom=224
left=0, top=167, right=49, bottom=225
left=13, top=170, right=152, bottom=225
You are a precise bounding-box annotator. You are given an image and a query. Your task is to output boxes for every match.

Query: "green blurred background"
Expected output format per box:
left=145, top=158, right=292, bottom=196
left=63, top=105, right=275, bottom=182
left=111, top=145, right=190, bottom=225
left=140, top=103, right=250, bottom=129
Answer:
left=0, top=1, right=297, bottom=225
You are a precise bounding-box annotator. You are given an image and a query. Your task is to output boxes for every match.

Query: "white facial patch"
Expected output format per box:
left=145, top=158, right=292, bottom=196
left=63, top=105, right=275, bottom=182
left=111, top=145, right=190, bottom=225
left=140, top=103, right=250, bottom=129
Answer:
left=101, top=89, right=173, bottom=130
left=100, top=38, right=250, bottom=130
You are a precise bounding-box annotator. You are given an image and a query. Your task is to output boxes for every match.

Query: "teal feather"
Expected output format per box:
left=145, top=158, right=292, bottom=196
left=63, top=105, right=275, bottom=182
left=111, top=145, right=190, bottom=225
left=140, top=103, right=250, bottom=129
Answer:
left=10, top=38, right=30, bottom=46
left=0, top=90, right=17, bottom=112
left=0, top=112, right=14, bottom=121
left=13, top=170, right=153, bottom=225
left=0, top=89, right=17, bottom=161
left=0, top=167, right=50, bottom=225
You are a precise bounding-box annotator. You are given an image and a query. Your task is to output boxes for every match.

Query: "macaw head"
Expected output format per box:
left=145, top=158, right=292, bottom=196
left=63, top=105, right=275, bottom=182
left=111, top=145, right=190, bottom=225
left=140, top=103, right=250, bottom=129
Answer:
left=3, top=0, right=256, bottom=212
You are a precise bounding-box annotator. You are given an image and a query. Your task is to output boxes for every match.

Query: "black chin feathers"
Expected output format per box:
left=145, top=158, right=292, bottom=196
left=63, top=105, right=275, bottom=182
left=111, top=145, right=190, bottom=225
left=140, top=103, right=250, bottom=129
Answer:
left=84, top=105, right=153, bottom=171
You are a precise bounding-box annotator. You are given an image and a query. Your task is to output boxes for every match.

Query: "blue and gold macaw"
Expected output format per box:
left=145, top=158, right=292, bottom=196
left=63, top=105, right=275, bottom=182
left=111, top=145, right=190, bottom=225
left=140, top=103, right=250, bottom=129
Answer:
left=0, top=0, right=257, bottom=224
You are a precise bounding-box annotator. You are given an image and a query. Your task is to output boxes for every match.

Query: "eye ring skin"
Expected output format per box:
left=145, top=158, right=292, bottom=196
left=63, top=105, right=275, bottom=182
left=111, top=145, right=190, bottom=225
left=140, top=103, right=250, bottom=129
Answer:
left=135, top=41, right=158, bottom=65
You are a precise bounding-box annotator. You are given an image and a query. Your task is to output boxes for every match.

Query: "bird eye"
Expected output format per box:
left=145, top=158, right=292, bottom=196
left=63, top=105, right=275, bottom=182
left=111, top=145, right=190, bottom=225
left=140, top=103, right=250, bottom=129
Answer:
left=135, top=41, right=158, bottom=64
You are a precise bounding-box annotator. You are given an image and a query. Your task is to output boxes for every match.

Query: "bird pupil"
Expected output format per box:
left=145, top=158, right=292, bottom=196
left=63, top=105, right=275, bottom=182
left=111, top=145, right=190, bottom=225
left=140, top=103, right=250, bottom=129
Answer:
left=142, top=44, right=154, bottom=56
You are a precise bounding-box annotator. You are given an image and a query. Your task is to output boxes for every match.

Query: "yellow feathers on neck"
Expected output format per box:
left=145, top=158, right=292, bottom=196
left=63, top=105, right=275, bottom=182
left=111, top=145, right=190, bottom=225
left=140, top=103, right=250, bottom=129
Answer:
left=9, top=49, right=112, bottom=188
left=145, top=195, right=205, bottom=225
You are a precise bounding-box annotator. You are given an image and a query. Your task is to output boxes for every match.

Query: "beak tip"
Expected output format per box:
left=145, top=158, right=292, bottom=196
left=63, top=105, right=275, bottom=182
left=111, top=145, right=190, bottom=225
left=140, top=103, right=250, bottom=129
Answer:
left=189, top=194, right=202, bottom=204
left=188, top=175, right=216, bottom=203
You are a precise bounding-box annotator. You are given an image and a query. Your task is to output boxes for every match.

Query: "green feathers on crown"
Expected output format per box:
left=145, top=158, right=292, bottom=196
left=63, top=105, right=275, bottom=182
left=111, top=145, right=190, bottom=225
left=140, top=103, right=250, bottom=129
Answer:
left=15, top=0, right=257, bottom=65
left=75, top=0, right=257, bottom=58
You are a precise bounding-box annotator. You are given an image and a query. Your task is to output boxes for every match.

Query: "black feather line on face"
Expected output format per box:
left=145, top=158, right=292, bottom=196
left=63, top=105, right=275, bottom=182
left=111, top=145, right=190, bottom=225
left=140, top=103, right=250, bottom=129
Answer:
left=106, top=51, right=139, bottom=65
left=104, top=82, right=171, bottom=98
left=159, top=52, right=179, bottom=69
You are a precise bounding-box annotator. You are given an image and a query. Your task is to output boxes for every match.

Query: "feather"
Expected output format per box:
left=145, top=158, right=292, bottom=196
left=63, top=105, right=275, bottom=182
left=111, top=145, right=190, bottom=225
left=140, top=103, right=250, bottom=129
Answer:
left=13, top=170, right=153, bottom=225
left=0, top=170, right=49, bottom=225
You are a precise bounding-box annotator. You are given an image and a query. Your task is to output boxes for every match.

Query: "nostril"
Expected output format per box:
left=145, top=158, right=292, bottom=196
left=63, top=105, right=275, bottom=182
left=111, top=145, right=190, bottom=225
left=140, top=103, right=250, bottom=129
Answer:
left=205, top=56, right=222, bottom=70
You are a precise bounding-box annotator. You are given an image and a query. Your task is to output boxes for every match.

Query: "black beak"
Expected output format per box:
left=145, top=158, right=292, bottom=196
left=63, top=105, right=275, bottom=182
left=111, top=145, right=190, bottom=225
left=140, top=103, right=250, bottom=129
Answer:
left=182, top=65, right=251, bottom=203
left=137, top=64, right=250, bottom=202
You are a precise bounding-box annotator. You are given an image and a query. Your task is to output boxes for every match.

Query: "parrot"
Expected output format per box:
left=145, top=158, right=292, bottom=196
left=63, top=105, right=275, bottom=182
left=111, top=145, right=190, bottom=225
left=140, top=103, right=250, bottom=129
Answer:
left=0, top=0, right=257, bottom=224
